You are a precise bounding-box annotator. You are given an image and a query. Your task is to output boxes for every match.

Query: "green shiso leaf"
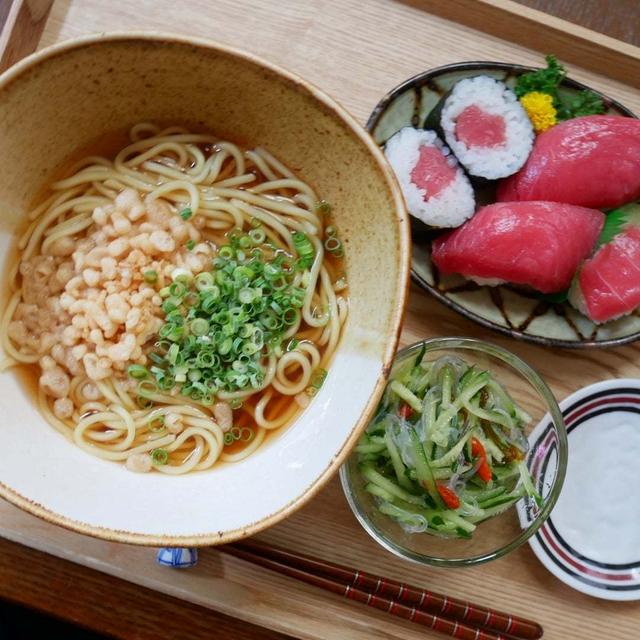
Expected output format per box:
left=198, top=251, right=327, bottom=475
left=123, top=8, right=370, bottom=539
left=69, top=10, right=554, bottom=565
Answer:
left=598, top=203, right=640, bottom=246
left=535, top=290, right=569, bottom=304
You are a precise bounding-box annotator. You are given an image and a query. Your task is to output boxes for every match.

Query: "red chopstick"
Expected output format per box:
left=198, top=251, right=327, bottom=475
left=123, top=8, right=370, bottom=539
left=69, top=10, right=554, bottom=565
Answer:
left=224, top=545, right=508, bottom=639
left=224, top=540, right=543, bottom=640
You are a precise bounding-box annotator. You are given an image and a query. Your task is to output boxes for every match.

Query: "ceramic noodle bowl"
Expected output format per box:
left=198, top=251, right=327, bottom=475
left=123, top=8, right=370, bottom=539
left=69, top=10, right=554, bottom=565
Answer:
left=0, top=33, right=410, bottom=545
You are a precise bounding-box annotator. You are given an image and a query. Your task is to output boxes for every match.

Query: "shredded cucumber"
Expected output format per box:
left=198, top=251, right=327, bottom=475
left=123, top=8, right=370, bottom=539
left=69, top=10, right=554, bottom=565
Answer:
left=354, top=353, right=541, bottom=539
left=389, top=380, right=423, bottom=413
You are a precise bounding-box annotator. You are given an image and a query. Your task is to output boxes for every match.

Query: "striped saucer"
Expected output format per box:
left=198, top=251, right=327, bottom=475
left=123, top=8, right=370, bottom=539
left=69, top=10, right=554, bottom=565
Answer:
left=518, top=379, right=640, bottom=601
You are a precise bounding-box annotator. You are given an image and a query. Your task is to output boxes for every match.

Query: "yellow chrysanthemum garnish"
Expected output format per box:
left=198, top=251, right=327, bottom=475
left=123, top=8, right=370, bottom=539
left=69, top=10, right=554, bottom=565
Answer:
left=519, top=91, right=558, bottom=133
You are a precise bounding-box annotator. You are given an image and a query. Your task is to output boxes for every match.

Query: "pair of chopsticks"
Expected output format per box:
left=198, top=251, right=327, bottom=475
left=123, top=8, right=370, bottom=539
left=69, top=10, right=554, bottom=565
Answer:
left=223, top=539, right=543, bottom=640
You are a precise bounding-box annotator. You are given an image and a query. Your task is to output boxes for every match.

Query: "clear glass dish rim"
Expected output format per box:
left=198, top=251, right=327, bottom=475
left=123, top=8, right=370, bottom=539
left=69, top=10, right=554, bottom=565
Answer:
left=340, top=336, right=568, bottom=568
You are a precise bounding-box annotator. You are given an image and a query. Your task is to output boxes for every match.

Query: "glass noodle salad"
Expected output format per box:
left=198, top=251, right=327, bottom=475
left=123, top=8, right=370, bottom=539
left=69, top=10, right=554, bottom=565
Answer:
left=355, top=348, right=541, bottom=539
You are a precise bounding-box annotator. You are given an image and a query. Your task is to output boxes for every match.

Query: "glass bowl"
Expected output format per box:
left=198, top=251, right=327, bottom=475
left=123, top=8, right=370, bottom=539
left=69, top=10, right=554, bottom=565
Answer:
left=340, top=337, right=567, bottom=567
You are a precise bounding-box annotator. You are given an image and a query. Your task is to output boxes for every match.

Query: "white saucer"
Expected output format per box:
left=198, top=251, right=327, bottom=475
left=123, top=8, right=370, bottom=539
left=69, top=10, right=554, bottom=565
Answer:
left=518, top=379, right=640, bottom=601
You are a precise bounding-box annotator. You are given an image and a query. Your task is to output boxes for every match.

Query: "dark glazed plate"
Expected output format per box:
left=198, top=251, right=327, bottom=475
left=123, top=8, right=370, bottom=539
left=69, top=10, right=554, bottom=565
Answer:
left=368, top=62, right=640, bottom=349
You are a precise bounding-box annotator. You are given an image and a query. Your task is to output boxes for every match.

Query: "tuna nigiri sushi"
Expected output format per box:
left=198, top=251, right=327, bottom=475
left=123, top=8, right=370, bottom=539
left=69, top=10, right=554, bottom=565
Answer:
left=569, top=204, right=640, bottom=323
left=497, top=115, right=640, bottom=209
left=432, top=201, right=604, bottom=293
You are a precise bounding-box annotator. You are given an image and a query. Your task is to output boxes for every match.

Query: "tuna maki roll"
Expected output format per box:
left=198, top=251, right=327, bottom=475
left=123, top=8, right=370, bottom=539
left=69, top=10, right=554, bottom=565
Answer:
left=436, top=76, right=534, bottom=180
left=384, top=127, right=475, bottom=228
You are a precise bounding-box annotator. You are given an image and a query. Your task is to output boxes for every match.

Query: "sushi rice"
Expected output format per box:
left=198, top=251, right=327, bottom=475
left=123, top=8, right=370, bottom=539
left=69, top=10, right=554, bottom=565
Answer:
left=441, top=76, right=534, bottom=180
left=384, top=127, right=475, bottom=228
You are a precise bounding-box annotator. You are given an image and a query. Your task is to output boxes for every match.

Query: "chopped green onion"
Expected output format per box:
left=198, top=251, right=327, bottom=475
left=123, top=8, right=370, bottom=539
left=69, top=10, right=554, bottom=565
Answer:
left=186, top=239, right=195, bottom=251
left=137, top=380, right=158, bottom=397
left=149, top=415, right=166, bottom=433
left=315, top=201, right=332, bottom=215
left=307, top=368, right=327, bottom=395
left=287, top=338, right=300, bottom=351
left=292, top=231, right=315, bottom=269
left=169, top=282, right=186, bottom=298
left=325, top=225, right=337, bottom=236
left=240, top=427, right=254, bottom=442
left=324, top=236, right=342, bottom=253
left=223, top=432, right=235, bottom=446
left=283, top=308, right=299, bottom=326
left=179, top=207, right=193, bottom=220
left=238, top=235, right=252, bottom=249
left=144, top=270, right=158, bottom=284
left=151, top=448, right=169, bottom=465
left=137, top=395, right=153, bottom=409
left=127, top=364, right=148, bottom=379
left=190, top=318, right=209, bottom=336
left=172, top=268, right=192, bottom=283
left=195, top=272, right=215, bottom=290
left=249, top=228, right=266, bottom=244
left=146, top=228, right=330, bottom=400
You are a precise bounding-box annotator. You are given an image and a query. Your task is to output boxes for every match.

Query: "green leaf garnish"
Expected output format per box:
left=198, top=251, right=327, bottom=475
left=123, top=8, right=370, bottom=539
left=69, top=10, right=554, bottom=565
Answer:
left=515, top=55, right=605, bottom=121
left=597, top=203, right=640, bottom=246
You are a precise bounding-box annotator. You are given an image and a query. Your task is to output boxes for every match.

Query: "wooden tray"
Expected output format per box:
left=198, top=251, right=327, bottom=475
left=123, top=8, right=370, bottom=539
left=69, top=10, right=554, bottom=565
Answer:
left=2, top=1, right=640, bottom=638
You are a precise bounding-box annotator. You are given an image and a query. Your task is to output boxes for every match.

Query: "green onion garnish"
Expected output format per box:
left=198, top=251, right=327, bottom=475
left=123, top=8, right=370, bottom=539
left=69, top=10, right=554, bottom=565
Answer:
left=169, top=281, right=186, bottom=297
left=180, top=207, right=193, bottom=220
left=127, top=364, right=148, bottom=379
left=151, top=448, right=169, bottom=465
left=137, top=395, right=153, bottom=409
left=144, top=270, right=158, bottom=284
left=186, top=239, right=195, bottom=251
left=149, top=415, right=166, bottom=433
left=223, top=432, right=235, bottom=446
left=324, top=236, right=342, bottom=253
left=249, top=228, right=266, bottom=244
left=292, top=231, right=315, bottom=269
left=144, top=228, right=328, bottom=403
left=307, top=368, right=328, bottom=396
left=190, top=318, right=209, bottom=336
left=195, top=272, right=214, bottom=291
left=315, top=201, right=332, bottom=215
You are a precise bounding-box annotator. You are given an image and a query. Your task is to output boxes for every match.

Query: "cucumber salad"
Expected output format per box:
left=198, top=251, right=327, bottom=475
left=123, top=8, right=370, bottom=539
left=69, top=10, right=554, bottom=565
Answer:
left=355, top=349, right=541, bottom=539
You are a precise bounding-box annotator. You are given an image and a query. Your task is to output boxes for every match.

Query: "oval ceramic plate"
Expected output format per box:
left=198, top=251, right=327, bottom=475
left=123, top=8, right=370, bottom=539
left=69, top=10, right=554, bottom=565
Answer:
left=518, top=379, right=640, bottom=600
left=368, top=62, right=640, bottom=349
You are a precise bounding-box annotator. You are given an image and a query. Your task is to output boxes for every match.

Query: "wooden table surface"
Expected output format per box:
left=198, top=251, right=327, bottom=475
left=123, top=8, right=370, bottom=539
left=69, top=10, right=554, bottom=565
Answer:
left=1, top=2, right=640, bottom=640
left=517, top=0, right=640, bottom=47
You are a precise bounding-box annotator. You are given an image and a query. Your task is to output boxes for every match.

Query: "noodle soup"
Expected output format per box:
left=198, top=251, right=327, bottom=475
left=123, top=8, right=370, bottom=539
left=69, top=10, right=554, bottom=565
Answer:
left=1, top=124, right=348, bottom=475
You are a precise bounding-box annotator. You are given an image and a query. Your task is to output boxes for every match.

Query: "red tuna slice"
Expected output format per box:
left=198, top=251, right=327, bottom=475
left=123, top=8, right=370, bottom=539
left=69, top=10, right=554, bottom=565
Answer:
left=431, top=201, right=605, bottom=293
left=497, top=116, right=640, bottom=209
left=410, top=145, right=457, bottom=199
left=576, top=226, right=640, bottom=323
left=454, top=105, right=507, bottom=148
